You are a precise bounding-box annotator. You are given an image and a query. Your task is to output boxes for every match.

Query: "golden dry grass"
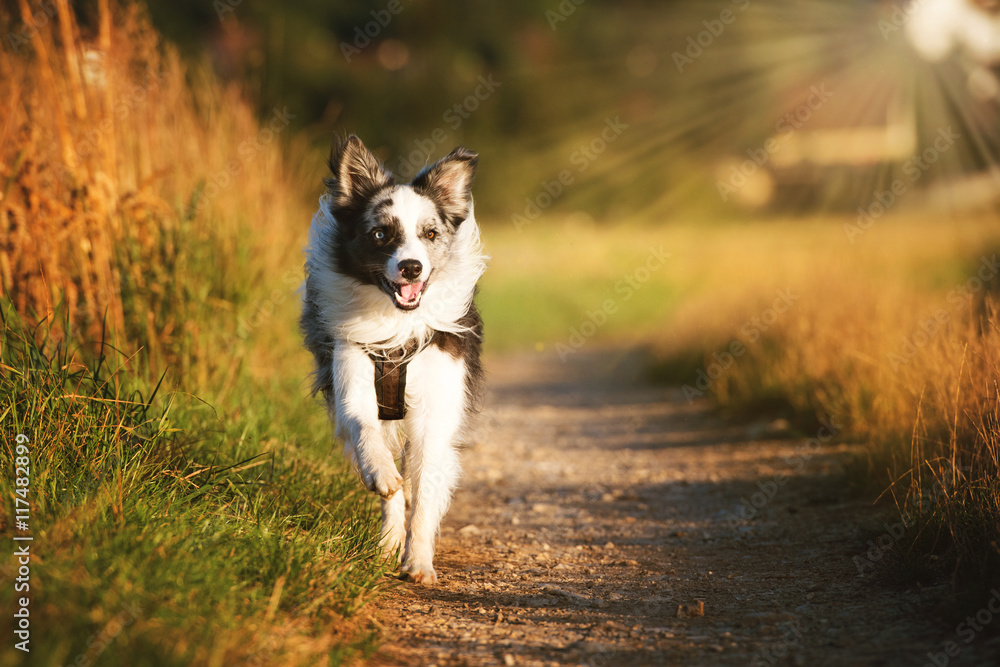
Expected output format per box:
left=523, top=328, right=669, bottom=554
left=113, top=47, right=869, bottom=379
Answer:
left=644, top=214, right=1000, bottom=580
left=1, top=5, right=394, bottom=665
left=1, top=1, right=308, bottom=381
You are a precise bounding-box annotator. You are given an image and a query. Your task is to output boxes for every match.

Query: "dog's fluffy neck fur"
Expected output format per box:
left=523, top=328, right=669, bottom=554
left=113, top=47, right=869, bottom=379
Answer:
left=304, top=190, right=487, bottom=352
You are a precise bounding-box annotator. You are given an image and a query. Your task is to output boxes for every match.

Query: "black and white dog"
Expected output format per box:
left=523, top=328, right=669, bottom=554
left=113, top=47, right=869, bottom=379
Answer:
left=300, top=135, right=486, bottom=584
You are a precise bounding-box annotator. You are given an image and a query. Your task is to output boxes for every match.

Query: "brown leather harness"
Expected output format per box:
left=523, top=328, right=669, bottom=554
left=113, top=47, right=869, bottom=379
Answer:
left=366, top=336, right=435, bottom=420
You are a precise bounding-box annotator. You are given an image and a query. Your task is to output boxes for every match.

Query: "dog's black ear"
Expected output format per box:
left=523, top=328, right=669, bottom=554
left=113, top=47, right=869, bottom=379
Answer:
left=411, top=147, right=478, bottom=225
left=325, top=135, right=393, bottom=211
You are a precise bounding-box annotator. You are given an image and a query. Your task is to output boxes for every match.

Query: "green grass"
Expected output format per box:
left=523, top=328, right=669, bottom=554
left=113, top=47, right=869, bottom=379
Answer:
left=0, top=307, right=392, bottom=666
left=478, top=220, right=683, bottom=353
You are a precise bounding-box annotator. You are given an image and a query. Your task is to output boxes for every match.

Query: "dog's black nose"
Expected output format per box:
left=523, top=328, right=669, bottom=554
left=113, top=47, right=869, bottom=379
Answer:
left=398, top=259, right=423, bottom=281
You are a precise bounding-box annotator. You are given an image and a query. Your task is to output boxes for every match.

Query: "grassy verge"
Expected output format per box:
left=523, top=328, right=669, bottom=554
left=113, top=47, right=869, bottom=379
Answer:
left=1, top=4, right=390, bottom=664
left=0, top=308, right=390, bottom=666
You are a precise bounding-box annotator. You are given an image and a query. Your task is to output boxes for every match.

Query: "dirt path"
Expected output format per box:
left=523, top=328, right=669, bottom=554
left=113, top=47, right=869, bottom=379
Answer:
left=370, top=348, right=993, bottom=667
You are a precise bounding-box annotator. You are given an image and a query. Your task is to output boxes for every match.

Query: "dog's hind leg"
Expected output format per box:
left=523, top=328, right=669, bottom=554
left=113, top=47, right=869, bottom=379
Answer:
left=399, top=346, right=468, bottom=585
left=400, top=449, right=413, bottom=514
left=379, top=490, right=406, bottom=562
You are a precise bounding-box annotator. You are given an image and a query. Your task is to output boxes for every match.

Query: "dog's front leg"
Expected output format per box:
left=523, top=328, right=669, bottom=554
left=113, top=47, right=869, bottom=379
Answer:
left=332, top=343, right=403, bottom=500
left=400, top=347, right=468, bottom=585
left=378, top=424, right=407, bottom=561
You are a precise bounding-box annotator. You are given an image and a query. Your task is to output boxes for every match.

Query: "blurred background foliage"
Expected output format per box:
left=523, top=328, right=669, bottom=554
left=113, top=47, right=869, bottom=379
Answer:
left=141, top=0, right=661, bottom=218
left=15, top=0, right=997, bottom=223
left=126, top=0, right=1000, bottom=221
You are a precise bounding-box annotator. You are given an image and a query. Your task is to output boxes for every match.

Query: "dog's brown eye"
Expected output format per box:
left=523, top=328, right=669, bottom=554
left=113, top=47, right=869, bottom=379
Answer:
left=424, top=230, right=436, bottom=241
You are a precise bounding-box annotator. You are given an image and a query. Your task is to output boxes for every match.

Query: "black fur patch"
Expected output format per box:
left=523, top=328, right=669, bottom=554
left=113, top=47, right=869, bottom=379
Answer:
left=299, top=279, right=336, bottom=399
left=324, top=135, right=394, bottom=212
left=332, top=200, right=403, bottom=289
left=432, top=298, right=485, bottom=412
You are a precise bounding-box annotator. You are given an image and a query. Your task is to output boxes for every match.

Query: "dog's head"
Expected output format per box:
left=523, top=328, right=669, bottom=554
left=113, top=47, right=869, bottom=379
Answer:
left=325, top=135, right=478, bottom=312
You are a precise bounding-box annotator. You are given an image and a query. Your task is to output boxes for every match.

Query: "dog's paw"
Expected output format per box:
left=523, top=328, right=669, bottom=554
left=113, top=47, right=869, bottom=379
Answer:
left=400, top=561, right=438, bottom=585
left=361, top=465, right=403, bottom=499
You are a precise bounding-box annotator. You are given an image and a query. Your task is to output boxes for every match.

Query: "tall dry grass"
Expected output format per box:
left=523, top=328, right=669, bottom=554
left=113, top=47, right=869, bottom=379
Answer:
left=650, top=215, right=1000, bottom=581
left=0, top=1, right=306, bottom=382
left=0, top=6, right=396, bottom=663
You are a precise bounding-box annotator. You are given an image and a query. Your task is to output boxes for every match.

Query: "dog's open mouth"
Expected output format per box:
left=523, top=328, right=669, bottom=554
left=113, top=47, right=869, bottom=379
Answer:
left=383, top=278, right=426, bottom=311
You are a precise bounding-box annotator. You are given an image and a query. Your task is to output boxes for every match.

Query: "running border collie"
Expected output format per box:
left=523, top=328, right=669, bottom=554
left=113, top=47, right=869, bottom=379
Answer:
left=300, top=135, right=486, bottom=584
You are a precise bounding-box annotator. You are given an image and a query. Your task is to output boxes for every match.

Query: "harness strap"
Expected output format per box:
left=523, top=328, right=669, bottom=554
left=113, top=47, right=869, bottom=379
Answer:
left=370, top=347, right=409, bottom=420
left=365, top=337, right=434, bottom=420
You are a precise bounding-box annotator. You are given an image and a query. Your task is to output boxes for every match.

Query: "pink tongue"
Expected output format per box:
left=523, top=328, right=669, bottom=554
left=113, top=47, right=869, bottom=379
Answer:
left=399, top=282, right=423, bottom=300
